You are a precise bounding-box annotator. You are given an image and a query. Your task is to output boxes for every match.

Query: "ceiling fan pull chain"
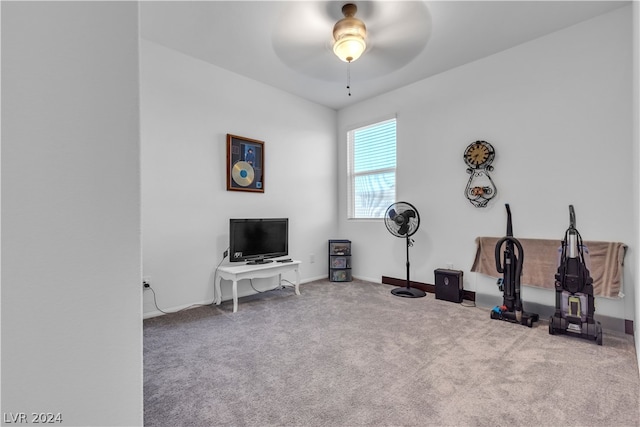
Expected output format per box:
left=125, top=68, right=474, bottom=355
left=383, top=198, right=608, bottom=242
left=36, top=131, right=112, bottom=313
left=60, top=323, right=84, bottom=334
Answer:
left=346, top=62, right=351, bottom=96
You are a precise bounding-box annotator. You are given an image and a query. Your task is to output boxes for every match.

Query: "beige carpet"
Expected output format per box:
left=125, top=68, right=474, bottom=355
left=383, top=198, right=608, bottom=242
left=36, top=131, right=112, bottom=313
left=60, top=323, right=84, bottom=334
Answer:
left=144, top=279, right=639, bottom=426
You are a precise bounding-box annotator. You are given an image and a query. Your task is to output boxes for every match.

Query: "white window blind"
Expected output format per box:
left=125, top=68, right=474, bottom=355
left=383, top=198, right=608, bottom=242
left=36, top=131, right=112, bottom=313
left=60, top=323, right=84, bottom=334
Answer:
left=347, top=118, right=396, bottom=219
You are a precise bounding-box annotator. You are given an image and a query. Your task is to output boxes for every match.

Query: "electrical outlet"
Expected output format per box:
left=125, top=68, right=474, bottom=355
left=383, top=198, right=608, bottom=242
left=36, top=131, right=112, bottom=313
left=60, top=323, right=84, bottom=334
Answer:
left=223, top=249, right=228, bottom=259
left=142, top=276, right=151, bottom=289
left=309, top=253, right=315, bottom=264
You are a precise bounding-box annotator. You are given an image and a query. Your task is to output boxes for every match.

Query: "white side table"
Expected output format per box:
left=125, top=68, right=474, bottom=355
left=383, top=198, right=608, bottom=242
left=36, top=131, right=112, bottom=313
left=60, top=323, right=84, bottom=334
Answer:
left=214, top=260, right=301, bottom=313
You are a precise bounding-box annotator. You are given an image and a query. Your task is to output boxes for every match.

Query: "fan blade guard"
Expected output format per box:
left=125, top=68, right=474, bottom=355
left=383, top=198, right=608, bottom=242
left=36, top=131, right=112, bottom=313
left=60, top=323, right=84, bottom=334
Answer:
left=384, top=201, right=420, bottom=238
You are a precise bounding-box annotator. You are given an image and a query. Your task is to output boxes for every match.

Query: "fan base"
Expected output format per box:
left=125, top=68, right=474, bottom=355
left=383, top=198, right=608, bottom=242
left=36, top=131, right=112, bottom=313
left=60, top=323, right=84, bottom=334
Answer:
left=391, top=287, right=426, bottom=298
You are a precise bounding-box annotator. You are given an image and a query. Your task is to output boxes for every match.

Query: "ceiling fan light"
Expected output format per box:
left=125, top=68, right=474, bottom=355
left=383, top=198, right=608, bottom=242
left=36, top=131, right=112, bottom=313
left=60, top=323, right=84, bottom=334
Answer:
left=333, top=35, right=366, bottom=63
left=332, top=3, right=367, bottom=63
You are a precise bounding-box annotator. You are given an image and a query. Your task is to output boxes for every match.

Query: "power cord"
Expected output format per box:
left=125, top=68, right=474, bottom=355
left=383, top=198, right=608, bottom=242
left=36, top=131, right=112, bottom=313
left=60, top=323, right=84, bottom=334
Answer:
left=146, top=284, right=217, bottom=315
left=249, top=278, right=286, bottom=293
left=144, top=248, right=229, bottom=315
left=147, top=286, right=172, bottom=315
left=249, top=279, right=264, bottom=293
left=281, top=278, right=295, bottom=287
left=214, top=248, right=228, bottom=278
left=249, top=273, right=295, bottom=293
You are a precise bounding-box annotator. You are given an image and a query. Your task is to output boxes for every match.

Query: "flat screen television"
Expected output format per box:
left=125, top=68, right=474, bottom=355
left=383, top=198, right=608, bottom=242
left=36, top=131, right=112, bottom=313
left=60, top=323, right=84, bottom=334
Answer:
left=229, top=218, right=288, bottom=264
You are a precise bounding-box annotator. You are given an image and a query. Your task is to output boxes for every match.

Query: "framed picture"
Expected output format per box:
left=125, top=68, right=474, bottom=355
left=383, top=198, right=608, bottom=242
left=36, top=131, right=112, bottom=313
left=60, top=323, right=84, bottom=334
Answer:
left=226, top=134, right=264, bottom=193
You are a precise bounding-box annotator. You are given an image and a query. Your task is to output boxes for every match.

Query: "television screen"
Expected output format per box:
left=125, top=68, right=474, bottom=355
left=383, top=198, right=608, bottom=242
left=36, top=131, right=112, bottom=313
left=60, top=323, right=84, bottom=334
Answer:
left=229, top=218, right=288, bottom=264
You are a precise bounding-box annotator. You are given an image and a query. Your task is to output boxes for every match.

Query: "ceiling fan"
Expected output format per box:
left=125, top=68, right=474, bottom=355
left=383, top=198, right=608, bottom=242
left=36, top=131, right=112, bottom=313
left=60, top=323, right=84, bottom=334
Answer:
left=271, top=1, right=432, bottom=83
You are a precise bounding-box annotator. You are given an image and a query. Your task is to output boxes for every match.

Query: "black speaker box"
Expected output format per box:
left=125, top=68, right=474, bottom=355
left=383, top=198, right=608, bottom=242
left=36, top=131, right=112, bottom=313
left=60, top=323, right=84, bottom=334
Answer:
left=434, top=269, right=463, bottom=303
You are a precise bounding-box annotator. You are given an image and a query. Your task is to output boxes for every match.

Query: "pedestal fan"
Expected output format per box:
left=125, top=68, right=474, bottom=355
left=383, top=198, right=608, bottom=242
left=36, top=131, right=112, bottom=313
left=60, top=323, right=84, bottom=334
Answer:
left=384, top=201, right=426, bottom=298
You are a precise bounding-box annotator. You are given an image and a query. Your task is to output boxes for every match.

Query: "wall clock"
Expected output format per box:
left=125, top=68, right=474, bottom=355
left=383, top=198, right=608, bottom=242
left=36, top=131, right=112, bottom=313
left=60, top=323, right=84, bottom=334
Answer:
left=463, top=140, right=497, bottom=208
left=464, top=140, right=495, bottom=169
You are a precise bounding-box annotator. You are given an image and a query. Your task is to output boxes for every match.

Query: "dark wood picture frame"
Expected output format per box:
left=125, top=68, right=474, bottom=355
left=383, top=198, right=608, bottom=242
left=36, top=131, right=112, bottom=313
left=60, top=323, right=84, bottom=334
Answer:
left=226, top=134, right=265, bottom=193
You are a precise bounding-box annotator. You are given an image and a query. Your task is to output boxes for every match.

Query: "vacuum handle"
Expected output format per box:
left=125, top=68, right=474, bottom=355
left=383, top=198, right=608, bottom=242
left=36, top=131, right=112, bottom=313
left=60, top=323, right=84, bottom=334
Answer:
left=567, top=205, right=578, bottom=258
left=505, top=204, right=513, bottom=237
left=569, top=205, right=576, bottom=230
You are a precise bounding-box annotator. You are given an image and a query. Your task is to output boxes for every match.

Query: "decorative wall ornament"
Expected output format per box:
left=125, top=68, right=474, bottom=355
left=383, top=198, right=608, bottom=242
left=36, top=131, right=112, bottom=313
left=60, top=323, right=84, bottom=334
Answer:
left=463, top=140, right=497, bottom=208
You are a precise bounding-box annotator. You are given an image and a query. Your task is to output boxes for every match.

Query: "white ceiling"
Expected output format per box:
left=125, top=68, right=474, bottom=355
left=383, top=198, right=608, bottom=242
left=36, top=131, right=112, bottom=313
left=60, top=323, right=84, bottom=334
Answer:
left=140, top=1, right=629, bottom=110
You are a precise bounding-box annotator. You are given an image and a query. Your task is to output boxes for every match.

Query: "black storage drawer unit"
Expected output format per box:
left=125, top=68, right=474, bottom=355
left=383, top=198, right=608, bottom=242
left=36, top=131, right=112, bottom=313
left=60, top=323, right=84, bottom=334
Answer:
left=329, top=240, right=352, bottom=282
left=434, top=269, right=463, bottom=303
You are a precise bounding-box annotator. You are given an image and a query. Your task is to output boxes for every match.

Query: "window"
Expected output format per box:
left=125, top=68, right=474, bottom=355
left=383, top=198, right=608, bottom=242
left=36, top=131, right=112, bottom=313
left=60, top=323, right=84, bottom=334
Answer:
left=347, top=118, right=396, bottom=219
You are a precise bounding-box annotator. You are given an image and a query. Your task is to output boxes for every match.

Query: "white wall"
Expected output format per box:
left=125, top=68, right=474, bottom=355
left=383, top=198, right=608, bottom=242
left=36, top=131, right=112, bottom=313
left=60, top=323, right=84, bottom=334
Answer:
left=632, top=0, right=640, bottom=367
left=140, top=40, right=337, bottom=317
left=337, top=7, right=634, bottom=323
left=1, top=2, right=142, bottom=426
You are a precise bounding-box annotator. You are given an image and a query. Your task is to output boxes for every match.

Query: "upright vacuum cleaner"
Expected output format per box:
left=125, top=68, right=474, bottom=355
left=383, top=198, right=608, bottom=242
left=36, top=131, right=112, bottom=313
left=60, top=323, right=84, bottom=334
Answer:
left=490, top=204, right=539, bottom=327
left=549, top=205, right=602, bottom=345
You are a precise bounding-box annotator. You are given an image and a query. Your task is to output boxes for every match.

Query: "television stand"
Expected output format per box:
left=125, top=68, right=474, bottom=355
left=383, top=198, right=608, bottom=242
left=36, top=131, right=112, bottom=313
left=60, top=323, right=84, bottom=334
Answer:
left=214, top=260, right=301, bottom=313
